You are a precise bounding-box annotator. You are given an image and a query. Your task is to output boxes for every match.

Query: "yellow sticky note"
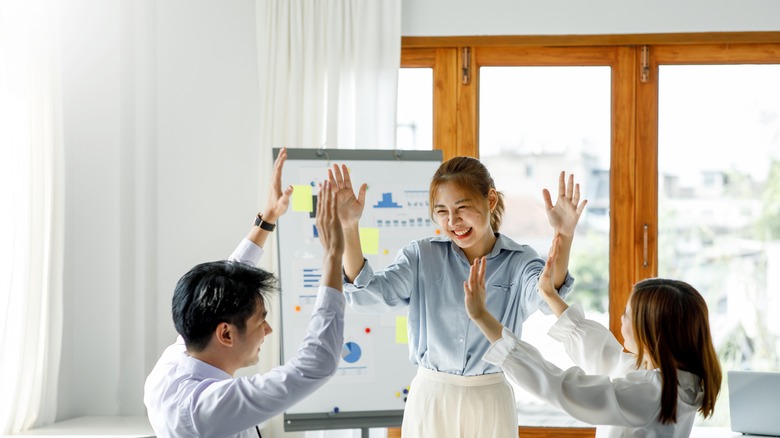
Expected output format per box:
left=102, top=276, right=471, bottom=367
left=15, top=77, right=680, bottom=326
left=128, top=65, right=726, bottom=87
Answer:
left=395, top=316, right=408, bottom=344
left=292, top=185, right=313, bottom=212
left=359, top=227, right=379, bottom=255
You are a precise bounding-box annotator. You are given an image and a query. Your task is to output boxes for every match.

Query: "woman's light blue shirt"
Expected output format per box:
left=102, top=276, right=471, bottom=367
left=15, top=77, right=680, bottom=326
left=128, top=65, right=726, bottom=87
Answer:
left=344, top=233, right=574, bottom=377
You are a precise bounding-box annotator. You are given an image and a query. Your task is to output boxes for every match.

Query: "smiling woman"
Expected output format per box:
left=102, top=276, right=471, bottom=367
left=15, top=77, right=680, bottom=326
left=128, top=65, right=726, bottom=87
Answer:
left=0, top=0, right=64, bottom=433
left=330, top=156, right=586, bottom=437
left=429, top=157, right=502, bottom=262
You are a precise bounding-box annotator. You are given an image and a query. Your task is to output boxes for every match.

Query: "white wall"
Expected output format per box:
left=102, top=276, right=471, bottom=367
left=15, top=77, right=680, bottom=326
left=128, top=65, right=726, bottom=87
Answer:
left=60, top=0, right=123, bottom=418
left=56, top=0, right=780, bottom=422
left=58, top=0, right=262, bottom=419
left=401, top=0, right=780, bottom=36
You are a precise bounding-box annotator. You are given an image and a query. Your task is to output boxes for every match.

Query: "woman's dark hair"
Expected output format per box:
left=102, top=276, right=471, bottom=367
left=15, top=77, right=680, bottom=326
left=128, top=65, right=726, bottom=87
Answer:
left=630, top=278, right=722, bottom=423
left=428, top=156, right=505, bottom=231
left=172, top=260, right=278, bottom=352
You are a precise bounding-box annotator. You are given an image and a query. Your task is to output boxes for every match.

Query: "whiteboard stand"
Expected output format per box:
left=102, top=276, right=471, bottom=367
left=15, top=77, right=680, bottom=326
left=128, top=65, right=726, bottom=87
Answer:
left=283, top=410, right=403, bottom=433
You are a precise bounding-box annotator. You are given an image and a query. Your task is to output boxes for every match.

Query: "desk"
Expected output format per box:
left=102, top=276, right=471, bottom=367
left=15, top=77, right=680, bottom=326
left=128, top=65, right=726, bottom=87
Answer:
left=690, top=426, right=773, bottom=437
left=7, top=416, right=154, bottom=438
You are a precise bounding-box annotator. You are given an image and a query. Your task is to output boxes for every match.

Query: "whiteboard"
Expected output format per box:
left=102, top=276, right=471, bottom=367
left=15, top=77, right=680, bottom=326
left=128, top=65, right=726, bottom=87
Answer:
left=275, top=148, right=443, bottom=431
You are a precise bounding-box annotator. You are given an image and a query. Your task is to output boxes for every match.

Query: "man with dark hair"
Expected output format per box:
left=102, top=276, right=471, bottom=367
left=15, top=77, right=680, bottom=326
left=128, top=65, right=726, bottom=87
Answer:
left=144, top=148, right=345, bottom=437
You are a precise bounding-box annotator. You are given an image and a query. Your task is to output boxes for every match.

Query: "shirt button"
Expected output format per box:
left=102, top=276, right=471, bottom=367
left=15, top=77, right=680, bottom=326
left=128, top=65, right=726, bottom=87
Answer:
left=459, top=338, right=464, bottom=343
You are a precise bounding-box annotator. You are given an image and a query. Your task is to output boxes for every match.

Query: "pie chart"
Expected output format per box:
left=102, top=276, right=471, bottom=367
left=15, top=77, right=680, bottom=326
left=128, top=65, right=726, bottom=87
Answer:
left=341, top=341, right=362, bottom=363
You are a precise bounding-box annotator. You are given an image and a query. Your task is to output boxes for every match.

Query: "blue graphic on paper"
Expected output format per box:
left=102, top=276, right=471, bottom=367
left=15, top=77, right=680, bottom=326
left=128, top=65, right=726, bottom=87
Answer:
left=373, top=193, right=402, bottom=208
left=341, top=342, right=362, bottom=363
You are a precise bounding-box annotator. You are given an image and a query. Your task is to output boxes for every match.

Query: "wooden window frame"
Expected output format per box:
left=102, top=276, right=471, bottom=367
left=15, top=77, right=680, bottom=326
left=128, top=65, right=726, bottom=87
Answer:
left=398, top=32, right=780, bottom=438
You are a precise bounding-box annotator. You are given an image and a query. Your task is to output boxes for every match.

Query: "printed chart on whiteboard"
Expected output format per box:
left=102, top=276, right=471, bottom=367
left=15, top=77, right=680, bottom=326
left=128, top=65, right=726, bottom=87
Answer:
left=274, top=148, right=443, bottom=431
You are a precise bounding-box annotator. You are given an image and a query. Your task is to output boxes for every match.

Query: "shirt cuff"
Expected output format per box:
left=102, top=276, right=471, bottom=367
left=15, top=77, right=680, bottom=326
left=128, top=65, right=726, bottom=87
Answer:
left=557, top=271, right=576, bottom=298
left=537, top=271, right=575, bottom=315
left=227, top=238, right=264, bottom=266
left=315, top=285, right=346, bottom=314
left=345, top=258, right=372, bottom=286
left=547, top=303, right=585, bottom=342
left=483, top=327, right=521, bottom=366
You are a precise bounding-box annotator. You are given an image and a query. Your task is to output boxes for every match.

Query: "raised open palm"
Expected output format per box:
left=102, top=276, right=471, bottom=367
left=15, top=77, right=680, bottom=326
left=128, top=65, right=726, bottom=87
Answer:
left=328, top=164, right=367, bottom=228
left=543, top=171, right=587, bottom=237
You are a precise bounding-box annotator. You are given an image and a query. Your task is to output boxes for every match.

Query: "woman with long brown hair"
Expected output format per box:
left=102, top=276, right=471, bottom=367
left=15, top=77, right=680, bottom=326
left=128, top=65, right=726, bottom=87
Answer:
left=465, top=237, right=722, bottom=437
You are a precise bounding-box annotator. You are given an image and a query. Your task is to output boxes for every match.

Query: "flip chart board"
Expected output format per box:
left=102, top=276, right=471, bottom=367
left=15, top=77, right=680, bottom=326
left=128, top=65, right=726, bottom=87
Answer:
left=275, top=148, right=443, bottom=431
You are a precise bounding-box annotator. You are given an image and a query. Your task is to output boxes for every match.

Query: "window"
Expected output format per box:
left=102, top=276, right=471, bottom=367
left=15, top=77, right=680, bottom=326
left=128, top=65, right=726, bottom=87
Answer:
left=480, top=65, right=610, bottom=426
left=657, top=63, right=780, bottom=427
left=402, top=34, right=780, bottom=437
left=397, top=68, right=433, bottom=150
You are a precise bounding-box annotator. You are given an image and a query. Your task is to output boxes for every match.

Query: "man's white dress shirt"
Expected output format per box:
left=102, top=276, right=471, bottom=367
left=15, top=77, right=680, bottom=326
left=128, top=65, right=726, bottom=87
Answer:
left=144, top=238, right=345, bottom=438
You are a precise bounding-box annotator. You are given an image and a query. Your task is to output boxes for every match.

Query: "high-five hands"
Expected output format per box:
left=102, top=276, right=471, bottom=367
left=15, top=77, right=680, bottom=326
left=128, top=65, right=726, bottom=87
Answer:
left=539, top=235, right=560, bottom=299
left=538, top=234, right=569, bottom=318
left=463, top=256, right=504, bottom=343
left=464, top=256, right=488, bottom=322
left=316, top=181, right=344, bottom=256
left=315, top=180, right=344, bottom=291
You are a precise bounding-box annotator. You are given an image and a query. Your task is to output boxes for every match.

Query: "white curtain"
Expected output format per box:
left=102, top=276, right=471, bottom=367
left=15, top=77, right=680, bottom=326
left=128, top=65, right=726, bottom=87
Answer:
left=0, top=0, right=64, bottom=433
left=254, top=1, right=400, bottom=436
left=256, top=0, right=400, bottom=154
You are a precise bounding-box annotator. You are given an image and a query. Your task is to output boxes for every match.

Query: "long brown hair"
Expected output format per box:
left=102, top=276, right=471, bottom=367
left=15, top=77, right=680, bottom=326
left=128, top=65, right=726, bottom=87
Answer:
left=630, top=278, right=722, bottom=424
left=428, top=156, right=505, bottom=231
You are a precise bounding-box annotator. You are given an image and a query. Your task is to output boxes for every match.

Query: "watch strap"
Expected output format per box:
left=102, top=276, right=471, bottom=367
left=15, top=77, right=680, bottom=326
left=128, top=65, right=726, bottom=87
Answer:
left=254, top=213, right=276, bottom=232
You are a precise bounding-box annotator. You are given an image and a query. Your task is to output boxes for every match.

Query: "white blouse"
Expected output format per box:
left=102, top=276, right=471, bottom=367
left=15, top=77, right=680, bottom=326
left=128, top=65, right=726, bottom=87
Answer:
left=483, top=304, right=704, bottom=438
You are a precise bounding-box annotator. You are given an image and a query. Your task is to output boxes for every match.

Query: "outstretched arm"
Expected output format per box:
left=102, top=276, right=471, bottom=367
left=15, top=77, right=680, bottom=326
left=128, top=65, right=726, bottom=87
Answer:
left=229, top=147, right=294, bottom=266
left=537, top=235, right=569, bottom=318
left=247, top=147, right=294, bottom=248
left=464, top=256, right=504, bottom=343
left=543, top=171, right=587, bottom=289
left=329, top=164, right=368, bottom=282
left=316, top=181, right=344, bottom=291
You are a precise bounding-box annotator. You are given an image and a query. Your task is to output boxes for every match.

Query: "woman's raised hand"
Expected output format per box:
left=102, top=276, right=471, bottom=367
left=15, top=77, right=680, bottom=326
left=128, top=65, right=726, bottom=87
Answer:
left=543, top=171, right=587, bottom=238
left=464, top=256, right=488, bottom=321
left=328, top=164, right=368, bottom=228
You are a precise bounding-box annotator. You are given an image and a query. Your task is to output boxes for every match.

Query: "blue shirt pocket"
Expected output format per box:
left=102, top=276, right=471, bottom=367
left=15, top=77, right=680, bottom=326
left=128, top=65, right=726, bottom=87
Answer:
left=490, top=282, right=514, bottom=292
left=486, top=282, right=515, bottom=314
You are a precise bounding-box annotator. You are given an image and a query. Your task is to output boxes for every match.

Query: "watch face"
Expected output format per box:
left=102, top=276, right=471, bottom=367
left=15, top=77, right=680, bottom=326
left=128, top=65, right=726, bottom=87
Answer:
left=255, top=215, right=263, bottom=226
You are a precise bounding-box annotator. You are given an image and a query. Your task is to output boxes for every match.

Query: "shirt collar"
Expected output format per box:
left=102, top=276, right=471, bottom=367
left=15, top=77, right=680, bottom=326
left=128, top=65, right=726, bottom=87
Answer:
left=180, top=354, right=232, bottom=380
left=676, top=369, right=704, bottom=405
left=432, top=233, right=528, bottom=260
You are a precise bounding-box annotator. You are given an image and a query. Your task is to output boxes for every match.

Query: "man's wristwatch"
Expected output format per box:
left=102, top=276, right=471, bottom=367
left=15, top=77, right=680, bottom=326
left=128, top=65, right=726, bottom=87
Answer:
left=254, top=213, right=276, bottom=232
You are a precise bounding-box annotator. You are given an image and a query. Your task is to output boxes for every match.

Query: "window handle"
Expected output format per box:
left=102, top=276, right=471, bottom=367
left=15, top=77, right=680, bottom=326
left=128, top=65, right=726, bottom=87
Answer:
left=643, top=224, right=649, bottom=268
